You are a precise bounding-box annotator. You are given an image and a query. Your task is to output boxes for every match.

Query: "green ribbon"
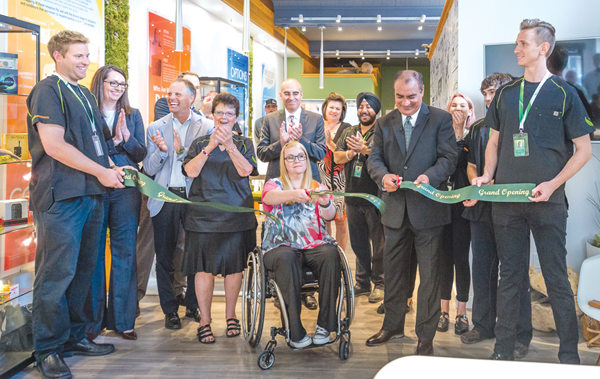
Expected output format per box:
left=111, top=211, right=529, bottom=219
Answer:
left=122, top=169, right=283, bottom=233
left=315, top=190, right=387, bottom=215
left=399, top=182, right=536, bottom=204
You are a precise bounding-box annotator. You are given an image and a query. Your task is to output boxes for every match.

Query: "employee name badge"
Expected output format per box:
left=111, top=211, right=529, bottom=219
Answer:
left=352, top=160, right=363, bottom=178
left=513, top=133, right=529, bottom=157
left=92, top=134, right=104, bottom=156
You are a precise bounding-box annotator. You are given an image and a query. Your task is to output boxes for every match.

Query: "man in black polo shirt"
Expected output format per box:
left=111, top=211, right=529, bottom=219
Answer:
left=474, top=19, right=594, bottom=363
left=334, top=92, right=385, bottom=302
left=461, top=74, right=533, bottom=359
left=27, top=30, right=125, bottom=378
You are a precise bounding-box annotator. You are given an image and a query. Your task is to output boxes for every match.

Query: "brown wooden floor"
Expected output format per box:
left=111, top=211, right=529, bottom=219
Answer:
left=14, top=243, right=600, bottom=378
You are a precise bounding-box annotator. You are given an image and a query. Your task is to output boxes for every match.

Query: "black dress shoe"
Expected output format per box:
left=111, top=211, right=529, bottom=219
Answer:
left=490, top=352, right=514, bottom=360
left=176, top=293, right=186, bottom=307
left=376, top=302, right=385, bottom=314
left=354, top=284, right=371, bottom=297
left=65, top=337, right=115, bottom=356
left=186, top=308, right=201, bottom=323
left=454, top=314, right=469, bottom=335
left=436, top=312, right=449, bottom=332
left=366, top=329, right=404, bottom=346
left=415, top=338, right=434, bottom=356
left=119, top=330, right=137, bottom=340
left=38, top=352, right=72, bottom=379
left=302, top=294, right=318, bottom=310
left=165, top=312, right=182, bottom=329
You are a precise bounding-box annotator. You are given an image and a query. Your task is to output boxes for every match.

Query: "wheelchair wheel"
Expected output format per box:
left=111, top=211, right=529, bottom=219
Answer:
left=338, top=247, right=355, bottom=328
left=339, top=339, right=349, bottom=360
left=242, top=247, right=266, bottom=348
left=257, top=350, right=275, bottom=370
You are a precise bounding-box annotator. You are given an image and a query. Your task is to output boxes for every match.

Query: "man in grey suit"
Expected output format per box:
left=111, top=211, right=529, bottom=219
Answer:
left=143, top=78, right=214, bottom=329
left=365, top=70, right=456, bottom=355
left=257, top=78, right=326, bottom=183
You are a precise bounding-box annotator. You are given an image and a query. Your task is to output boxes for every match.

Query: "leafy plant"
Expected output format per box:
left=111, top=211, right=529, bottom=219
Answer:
left=105, top=0, right=129, bottom=77
left=587, top=184, right=600, bottom=247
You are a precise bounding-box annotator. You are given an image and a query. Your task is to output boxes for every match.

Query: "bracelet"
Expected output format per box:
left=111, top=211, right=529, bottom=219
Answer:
left=110, top=165, right=117, bottom=169
left=345, top=150, right=355, bottom=160
left=321, top=200, right=333, bottom=208
left=176, top=146, right=185, bottom=155
left=226, top=145, right=237, bottom=154
left=201, top=148, right=210, bottom=157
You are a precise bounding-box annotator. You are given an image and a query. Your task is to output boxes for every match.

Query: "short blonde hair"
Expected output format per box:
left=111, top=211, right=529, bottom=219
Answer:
left=279, top=141, right=319, bottom=204
left=48, top=30, right=89, bottom=62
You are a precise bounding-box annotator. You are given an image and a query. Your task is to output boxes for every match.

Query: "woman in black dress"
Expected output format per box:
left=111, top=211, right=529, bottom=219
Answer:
left=182, top=93, right=258, bottom=344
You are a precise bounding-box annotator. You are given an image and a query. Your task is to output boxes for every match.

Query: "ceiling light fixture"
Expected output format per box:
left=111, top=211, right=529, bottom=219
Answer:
left=338, top=26, right=342, bottom=31
left=420, top=14, right=426, bottom=23
left=336, top=15, right=341, bottom=23
left=415, top=49, right=419, bottom=55
left=360, top=50, right=363, bottom=56
left=386, top=56, right=390, bottom=60
left=301, top=26, right=306, bottom=32
left=377, top=14, right=381, bottom=23
left=418, top=25, right=423, bottom=31
left=361, top=56, right=365, bottom=60
left=387, top=50, right=390, bottom=56
left=299, top=14, right=304, bottom=23
left=378, top=26, right=382, bottom=31
left=336, top=50, right=339, bottom=56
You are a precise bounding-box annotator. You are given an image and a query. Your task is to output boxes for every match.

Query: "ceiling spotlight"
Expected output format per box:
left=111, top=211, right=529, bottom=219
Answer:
left=387, top=49, right=390, bottom=56
left=377, top=14, right=381, bottom=23
left=337, top=56, right=340, bottom=59
left=360, top=50, right=363, bottom=56
left=420, top=14, right=426, bottom=23
left=338, top=26, right=342, bottom=31
left=336, top=50, right=339, bottom=56
left=299, top=14, right=304, bottom=23
left=336, top=15, right=341, bottom=23
left=361, top=56, right=365, bottom=60
left=301, top=26, right=306, bottom=32
left=378, top=26, right=382, bottom=31
left=386, top=56, right=390, bottom=60
left=418, top=25, right=423, bottom=31
left=415, top=49, right=419, bottom=55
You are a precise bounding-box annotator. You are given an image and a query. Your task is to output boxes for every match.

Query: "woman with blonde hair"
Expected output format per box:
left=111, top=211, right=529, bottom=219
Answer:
left=261, top=141, right=341, bottom=348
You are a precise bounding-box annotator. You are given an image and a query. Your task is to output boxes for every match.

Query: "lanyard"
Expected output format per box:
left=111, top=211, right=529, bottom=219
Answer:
left=55, top=74, right=98, bottom=135
left=518, top=70, right=552, bottom=135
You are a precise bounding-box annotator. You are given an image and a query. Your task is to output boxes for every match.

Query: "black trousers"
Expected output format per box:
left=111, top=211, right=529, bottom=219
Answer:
left=382, top=212, right=443, bottom=340
left=470, top=219, right=532, bottom=344
left=263, top=244, right=341, bottom=342
left=346, top=203, right=384, bottom=288
left=492, top=202, right=578, bottom=363
left=151, top=188, right=198, bottom=314
left=440, top=202, right=472, bottom=302
left=33, top=196, right=103, bottom=360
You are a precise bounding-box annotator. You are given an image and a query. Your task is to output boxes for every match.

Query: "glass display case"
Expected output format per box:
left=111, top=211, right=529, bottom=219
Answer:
left=198, top=77, right=248, bottom=135
left=0, top=14, right=40, bottom=377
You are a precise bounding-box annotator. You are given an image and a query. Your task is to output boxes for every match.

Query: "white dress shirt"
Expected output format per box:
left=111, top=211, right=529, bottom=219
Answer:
left=168, top=110, right=192, bottom=188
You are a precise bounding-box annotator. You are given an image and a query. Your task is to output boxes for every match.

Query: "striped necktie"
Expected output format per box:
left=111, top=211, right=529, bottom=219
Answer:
left=404, top=116, right=413, bottom=151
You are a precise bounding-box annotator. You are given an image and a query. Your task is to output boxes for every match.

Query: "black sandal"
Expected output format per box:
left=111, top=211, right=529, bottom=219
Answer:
left=197, top=324, right=215, bottom=344
left=226, top=318, right=241, bottom=338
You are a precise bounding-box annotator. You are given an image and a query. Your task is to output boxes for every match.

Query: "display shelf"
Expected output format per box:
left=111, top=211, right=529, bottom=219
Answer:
left=0, top=288, right=32, bottom=306
left=0, top=93, right=28, bottom=98
left=0, top=160, right=31, bottom=166
left=0, top=223, right=34, bottom=237
left=0, top=352, right=35, bottom=379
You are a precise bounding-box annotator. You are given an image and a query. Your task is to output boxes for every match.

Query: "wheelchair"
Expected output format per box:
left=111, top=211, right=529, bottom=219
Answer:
left=242, top=244, right=355, bottom=370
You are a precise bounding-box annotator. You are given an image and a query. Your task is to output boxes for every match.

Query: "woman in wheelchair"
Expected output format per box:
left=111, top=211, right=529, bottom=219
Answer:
left=261, top=141, right=341, bottom=348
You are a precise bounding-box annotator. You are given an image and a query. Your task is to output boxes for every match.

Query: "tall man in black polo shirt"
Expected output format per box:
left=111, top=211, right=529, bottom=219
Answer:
left=27, top=30, right=125, bottom=378
left=461, top=74, right=533, bottom=359
left=334, top=92, right=385, bottom=302
left=474, top=19, right=594, bottom=363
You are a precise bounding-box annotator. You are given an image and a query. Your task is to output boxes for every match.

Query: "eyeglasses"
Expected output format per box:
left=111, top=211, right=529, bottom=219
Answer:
left=284, top=154, right=307, bottom=163
left=104, top=81, right=128, bottom=89
left=215, top=111, right=237, bottom=118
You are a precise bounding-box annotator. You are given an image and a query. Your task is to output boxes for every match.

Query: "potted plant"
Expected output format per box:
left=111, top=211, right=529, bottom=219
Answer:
left=586, top=185, right=600, bottom=258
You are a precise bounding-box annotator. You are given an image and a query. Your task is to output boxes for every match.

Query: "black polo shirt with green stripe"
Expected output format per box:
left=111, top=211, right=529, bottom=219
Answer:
left=27, top=75, right=109, bottom=212
left=486, top=74, right=594, bottom=204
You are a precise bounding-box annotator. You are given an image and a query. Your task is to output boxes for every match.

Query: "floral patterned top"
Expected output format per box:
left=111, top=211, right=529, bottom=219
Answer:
left=261, top=178, right=336, bottom=254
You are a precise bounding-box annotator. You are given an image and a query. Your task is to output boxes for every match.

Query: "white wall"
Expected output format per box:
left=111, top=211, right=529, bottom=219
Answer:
left=456, top=0, right=600, bottom=272
left=127, top=0, right=284, bottom=129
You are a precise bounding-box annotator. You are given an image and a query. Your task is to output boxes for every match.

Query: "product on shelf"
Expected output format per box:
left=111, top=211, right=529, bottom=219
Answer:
left=0, top=52, right=18, bottom=94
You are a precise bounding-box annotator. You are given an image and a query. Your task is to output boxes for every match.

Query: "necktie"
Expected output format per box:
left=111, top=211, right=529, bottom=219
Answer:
left=288, top=115, right=295, bottom=131
left=404, top=116, right=413, bottom=151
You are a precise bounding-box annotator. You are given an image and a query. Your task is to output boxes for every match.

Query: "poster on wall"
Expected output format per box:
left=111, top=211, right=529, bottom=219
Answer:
left=227, top=48, right=248, bottom=135
left=148, top=11, right=191, bottom=122
left=261, top=64, right=276, bottom=116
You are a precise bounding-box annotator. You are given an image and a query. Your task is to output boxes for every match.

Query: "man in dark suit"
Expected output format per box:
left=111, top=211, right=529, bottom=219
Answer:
left=366, top=70, right=456, bottom=355
left=257, top=78, right=326, bottom=183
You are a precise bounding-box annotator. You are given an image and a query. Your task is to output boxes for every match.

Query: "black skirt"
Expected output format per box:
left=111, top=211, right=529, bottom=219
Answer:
left=183, top=228, right=256, bottom=276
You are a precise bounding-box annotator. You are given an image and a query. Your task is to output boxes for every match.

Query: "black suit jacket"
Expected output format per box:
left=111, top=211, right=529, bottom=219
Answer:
left=367, top=104, right=456, bottom=230
left=257, top=108, right=326, bottom=182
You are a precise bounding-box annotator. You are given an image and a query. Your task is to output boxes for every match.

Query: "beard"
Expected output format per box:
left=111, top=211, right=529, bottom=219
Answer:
left=359, top=112, right=377, bottom=126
